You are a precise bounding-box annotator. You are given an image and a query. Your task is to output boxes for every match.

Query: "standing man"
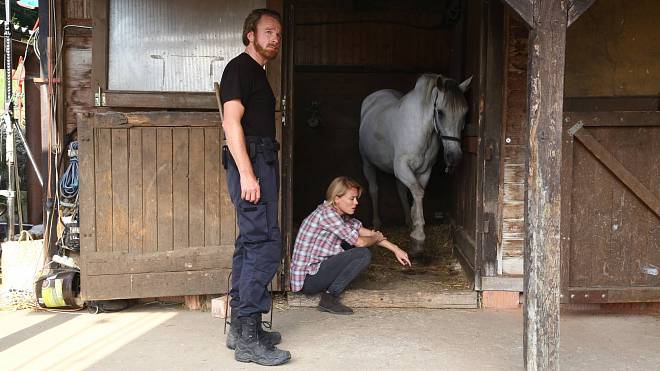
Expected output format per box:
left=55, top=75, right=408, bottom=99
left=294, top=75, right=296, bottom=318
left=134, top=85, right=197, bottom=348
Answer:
left=220, top=8, right=291, bottom=366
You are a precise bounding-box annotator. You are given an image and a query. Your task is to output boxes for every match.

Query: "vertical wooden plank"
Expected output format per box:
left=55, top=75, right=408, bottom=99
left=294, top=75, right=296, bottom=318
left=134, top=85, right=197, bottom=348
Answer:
left=111, top=129, right=129, bottom=253
left=128, top=128, right=143, bottom=254
left=157, top=128, right=174, bottom=251
left=204, top=128, right=221, bottom=246
left=78, top=114, right=96, bottom=256
left=189, top=128, right=205, bottom=247
left=647, top=127, right=660, bottom=287
left=94, top=128, right=113, bottom=252
left=91, top=0, right=108, bottom=91
left=173, top=128, right=190, bottom=249
left=142, top=128, right=158, bottom=253
left=219, top=131, right=236, bottom=246
left=560, top=120, right=575, bottom=301
left=524, top=1, right=567, bottom=369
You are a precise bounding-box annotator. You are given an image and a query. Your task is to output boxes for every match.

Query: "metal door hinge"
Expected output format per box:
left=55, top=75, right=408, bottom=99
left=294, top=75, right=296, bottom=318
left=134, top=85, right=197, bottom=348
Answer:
left=568, top=290, right=607, bottom=303
left=280, top=95, right=287, bottom=127
left=94, top=86, right=106, bottom=107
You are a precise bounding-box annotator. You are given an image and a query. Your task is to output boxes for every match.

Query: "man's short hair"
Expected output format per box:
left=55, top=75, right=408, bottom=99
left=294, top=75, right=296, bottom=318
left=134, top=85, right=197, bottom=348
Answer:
left=242, top=8, right=282, bottom=46
left=325, top=176, right=363, bottom=205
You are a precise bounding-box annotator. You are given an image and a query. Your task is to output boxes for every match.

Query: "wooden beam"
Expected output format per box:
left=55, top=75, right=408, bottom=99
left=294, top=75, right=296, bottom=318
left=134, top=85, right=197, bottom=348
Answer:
left=89, top=111, right=222, bottom=128
left=567, top=0, right=597, bottom=27
left=524, top=1, right=568, bottom=369
left=571, top=126, right=660, bottom=217
left=502, top=0, right=533, bottom=27
left=564, top=111, right=660, bottom=127
left=287, top=289, right=478, bottom=309
left=103, top=91, right=217, bottom=110
left=91, top=0, right=108, bottom=91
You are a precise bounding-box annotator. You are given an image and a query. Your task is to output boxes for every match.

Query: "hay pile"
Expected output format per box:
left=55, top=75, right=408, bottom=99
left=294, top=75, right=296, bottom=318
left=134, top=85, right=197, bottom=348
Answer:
left=352, top=224, right=471, bottom=292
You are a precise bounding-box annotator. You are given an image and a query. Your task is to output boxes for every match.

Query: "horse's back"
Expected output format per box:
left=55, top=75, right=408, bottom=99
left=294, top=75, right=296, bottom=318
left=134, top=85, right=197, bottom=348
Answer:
left=360, top=89, right=403, bottom=122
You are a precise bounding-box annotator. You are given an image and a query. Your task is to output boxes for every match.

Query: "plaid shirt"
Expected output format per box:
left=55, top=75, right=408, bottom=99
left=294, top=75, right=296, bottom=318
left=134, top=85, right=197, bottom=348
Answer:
left=289, top=202, right=362, bottom=292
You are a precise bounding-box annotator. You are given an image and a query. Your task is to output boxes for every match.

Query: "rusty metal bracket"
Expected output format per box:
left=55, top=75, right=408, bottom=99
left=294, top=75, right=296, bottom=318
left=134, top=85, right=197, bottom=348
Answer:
left=567, top=121, right=583, bottom=137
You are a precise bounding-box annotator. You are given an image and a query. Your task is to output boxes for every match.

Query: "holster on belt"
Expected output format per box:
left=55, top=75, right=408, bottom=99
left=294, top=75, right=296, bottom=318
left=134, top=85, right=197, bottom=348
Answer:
left=221, top=145, right=229, bottom=169
left=223, top=138, right=280, bottom=168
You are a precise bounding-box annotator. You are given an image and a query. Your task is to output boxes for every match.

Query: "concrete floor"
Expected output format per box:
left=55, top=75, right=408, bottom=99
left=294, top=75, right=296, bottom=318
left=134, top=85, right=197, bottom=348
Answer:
left=1, top=304, right=659, bottom=370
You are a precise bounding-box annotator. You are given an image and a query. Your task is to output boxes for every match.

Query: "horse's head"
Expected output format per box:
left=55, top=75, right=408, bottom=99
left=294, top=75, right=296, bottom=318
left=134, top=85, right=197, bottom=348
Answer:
left=431, top=75, right=472, bottom=173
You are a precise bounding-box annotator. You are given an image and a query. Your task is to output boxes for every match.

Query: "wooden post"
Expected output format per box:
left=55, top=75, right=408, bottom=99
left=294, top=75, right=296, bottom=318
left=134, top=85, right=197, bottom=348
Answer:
left=502, top=0, right=596, bottom=368
left=524, top=1, right=567, bottom=370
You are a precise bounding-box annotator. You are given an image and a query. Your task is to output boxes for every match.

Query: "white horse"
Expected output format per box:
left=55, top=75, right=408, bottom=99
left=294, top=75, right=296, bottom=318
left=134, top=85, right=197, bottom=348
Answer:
left=359, top=74, right=471, bottom=256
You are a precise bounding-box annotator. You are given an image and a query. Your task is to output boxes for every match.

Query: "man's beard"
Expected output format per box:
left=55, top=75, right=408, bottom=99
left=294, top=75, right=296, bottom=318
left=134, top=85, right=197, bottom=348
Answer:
left=255, top=41, right=279, bottom=60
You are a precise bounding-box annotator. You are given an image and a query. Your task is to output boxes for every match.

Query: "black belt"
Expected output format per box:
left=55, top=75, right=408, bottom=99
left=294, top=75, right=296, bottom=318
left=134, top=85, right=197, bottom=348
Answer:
left=222, top=137, right=280, bottom=169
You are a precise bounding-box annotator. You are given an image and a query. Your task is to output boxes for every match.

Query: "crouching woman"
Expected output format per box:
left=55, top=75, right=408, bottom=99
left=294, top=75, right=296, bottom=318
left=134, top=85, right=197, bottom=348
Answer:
left=290, top=176, right=411, bottom=315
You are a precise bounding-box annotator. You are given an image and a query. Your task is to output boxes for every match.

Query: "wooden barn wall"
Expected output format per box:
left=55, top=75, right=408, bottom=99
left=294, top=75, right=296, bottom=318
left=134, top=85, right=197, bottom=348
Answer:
left=498, top=9, right=527, bottom=276
left=498, top=0, right=659, bottom=277
left=564, top=0, right=660, bottom=97
left=292, top=1, right=460, bottom=227
left=63, top=0, right=93, bottom=134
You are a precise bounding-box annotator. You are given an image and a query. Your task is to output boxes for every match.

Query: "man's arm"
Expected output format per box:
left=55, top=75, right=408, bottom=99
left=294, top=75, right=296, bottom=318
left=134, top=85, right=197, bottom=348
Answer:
left=222, top=99, right=260, bottom=203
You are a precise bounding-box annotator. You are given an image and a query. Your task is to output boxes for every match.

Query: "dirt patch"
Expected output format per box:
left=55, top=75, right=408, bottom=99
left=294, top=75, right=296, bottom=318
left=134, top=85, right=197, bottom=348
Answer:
left=351, top=224, right=471, bottom=292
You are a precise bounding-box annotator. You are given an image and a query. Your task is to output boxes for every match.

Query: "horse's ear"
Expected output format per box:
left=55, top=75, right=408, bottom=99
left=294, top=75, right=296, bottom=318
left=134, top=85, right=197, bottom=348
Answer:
left=459, top=76, right=473, bottom=92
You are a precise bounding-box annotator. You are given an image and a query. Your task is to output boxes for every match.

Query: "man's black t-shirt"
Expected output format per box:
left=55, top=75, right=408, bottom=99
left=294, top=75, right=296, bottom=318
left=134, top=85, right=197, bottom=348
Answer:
left=220, top=53, right=276, bottom=138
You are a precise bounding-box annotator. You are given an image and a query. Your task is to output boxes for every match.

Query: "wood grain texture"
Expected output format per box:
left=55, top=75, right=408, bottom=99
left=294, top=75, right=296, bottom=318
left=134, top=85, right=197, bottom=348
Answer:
left=82, top=269, right=232, bottom=300
left=94, top=128, right=113, bottom=252
left=156, top=129, right=174, bottom=252
left=288, top=289, right=477, bottom=309
left=172, top=129, right=190, bottom=250
left=128, top=129, right=144, bottom=254
left=111, top=129, right=129, bottom=253
left=203, top=128, right=221, bottom=246
left=142, top=128, right=158, bottom=253
left=523, top=1, right=567, bottom=368
left=188, top=129, right=206, bottom=247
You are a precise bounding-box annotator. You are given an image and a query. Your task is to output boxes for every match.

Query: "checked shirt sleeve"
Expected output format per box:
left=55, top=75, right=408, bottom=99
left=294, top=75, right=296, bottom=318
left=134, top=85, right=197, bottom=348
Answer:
left=319, top=208, right=361, bottom=245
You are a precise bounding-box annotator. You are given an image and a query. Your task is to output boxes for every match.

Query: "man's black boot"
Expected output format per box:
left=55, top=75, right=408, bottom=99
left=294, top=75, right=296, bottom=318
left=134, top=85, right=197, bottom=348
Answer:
left=318, top=291, right=354, bottom=315
left=226, top=312, right=282, bottom=350
left=234, top=315, right=291, bottom=366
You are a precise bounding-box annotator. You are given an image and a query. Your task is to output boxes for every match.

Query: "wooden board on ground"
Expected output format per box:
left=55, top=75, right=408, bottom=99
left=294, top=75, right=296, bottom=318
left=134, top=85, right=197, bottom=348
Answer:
left=287, top=289, right=477, bottom=309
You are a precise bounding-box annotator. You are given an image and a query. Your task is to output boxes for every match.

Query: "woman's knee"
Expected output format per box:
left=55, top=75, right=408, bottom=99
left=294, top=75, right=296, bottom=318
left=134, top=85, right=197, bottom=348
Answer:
left=355, top=247, right=372, bottom=265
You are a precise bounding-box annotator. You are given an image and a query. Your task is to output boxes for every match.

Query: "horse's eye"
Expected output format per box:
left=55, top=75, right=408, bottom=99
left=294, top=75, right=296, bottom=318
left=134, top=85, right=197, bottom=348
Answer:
left=437, top=110, right=445, bottom=119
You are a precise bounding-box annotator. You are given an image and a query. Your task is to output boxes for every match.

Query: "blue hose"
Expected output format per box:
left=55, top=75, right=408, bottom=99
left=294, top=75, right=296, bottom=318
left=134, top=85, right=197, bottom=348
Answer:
left=60, top=141, right=79, bottom=200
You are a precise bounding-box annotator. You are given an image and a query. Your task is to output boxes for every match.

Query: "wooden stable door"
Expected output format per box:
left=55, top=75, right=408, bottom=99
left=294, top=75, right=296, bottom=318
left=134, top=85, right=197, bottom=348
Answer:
left=78, top=112, right=235, bottom=300
left=561, top=111, right=660, bottom=303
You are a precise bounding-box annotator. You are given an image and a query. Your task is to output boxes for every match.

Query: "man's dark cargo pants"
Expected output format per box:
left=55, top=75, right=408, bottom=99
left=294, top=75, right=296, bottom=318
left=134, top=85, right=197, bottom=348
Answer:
left=225, top=136, right=281, bottom=318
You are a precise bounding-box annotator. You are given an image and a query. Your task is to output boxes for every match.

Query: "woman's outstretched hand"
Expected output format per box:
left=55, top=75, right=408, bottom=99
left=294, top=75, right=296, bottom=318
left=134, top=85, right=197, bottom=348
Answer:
left=394, top=247, right=411, bottom=267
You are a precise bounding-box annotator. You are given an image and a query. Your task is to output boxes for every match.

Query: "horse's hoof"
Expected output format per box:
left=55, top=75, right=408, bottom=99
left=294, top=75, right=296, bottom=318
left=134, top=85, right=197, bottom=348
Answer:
left=409, top=239, right=425, bottom=258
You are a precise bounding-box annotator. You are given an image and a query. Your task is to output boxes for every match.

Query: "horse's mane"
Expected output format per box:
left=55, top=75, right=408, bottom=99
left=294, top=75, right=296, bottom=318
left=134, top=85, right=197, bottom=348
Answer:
left=437, top=77, right=467, bottom=114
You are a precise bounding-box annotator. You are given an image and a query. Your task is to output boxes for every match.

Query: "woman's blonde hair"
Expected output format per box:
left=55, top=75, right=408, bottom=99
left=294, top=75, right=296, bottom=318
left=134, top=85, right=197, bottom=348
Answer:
left=325, top=176, right=362, bottom=205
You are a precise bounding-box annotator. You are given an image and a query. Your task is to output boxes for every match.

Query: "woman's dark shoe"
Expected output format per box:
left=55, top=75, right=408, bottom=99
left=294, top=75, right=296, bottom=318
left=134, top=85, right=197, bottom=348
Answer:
left=234, top=315, right=291, bottom=366
left=226, top=312, right=282, bottom=350
left=318, top=292, right=354, bottom=315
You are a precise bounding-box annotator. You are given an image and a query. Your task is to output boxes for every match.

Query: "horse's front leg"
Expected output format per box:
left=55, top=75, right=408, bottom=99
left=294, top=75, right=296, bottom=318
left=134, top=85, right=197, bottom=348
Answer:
left=394, top=161, right=426, bottom=257
left=396, top=179, right=412, bottom=227
left=362, top=157, right=382, bottom=229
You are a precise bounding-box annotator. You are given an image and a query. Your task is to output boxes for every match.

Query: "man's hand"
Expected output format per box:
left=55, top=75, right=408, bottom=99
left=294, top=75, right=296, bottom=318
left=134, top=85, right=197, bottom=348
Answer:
left=241, top=173, right=261, bottom=204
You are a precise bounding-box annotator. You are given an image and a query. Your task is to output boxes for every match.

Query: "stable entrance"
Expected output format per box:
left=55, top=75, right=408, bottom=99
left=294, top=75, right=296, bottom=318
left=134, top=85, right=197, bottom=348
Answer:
left=284, top=0, right=482, bottom=308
